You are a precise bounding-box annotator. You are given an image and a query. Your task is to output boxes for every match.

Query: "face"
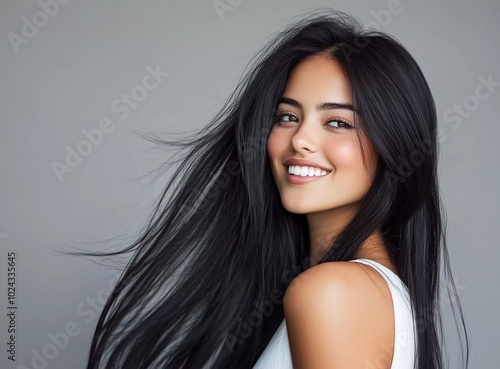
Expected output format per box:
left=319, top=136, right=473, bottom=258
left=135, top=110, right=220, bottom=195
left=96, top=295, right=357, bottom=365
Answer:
left=267, top=53, right=378, bottom=223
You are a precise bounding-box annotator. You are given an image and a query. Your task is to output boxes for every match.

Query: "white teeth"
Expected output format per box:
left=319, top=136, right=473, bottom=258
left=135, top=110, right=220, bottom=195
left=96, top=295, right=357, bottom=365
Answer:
left=288, top=165, right=329, bottom=177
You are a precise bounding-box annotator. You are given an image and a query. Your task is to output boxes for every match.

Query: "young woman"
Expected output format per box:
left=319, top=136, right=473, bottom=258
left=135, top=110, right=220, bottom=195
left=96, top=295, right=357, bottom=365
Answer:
left=81, top=9, right=469, bottom=369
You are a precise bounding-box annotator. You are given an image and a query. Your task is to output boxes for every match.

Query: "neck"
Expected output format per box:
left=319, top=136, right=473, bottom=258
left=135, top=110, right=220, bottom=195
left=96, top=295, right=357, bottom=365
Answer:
left=306, top=204, right=387, bottom=268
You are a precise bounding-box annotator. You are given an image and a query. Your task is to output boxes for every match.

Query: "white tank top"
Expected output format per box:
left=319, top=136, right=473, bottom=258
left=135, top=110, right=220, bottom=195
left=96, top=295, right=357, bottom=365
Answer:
left=252, top=258, right=416, bottom=369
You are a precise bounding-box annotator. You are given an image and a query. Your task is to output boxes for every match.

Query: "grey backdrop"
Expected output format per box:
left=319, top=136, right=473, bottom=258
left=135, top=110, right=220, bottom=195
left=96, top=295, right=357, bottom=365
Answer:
left=1, top=0, right=499, bottom=368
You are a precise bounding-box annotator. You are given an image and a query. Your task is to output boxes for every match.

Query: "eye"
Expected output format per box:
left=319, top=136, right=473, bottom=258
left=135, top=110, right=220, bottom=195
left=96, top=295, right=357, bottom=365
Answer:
left=327, top=118, right=353, bottom=130
left=274, top=112, right=298, bottom=125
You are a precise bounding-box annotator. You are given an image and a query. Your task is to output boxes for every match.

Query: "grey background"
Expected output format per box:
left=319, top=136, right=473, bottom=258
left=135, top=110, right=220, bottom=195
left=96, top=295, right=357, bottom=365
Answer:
left=1, top=0, right=498, bottom=368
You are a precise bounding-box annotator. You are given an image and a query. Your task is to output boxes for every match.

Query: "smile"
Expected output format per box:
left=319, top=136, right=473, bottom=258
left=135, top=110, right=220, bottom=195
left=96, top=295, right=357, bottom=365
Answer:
left=288, top=165, right=330, bottom=177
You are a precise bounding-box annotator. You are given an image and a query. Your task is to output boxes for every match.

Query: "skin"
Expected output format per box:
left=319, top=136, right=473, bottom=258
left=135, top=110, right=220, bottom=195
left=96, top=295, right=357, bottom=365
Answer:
left=266, top=53, right=399, bottom=369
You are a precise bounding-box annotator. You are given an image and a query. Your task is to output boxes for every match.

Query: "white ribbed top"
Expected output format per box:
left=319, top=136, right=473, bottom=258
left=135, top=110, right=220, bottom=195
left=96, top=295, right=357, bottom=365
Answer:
left=252, top=258, right=416, bottom=369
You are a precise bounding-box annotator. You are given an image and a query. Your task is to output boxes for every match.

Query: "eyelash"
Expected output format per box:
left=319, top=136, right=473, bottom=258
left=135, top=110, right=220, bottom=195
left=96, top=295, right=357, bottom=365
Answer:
left=273, top=112, right=353, bottom=130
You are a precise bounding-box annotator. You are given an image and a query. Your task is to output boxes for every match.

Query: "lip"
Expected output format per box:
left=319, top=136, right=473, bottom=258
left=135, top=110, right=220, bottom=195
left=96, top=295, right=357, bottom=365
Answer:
left=282, top=157, right=332, bottom=185
left=283, top=157, right=332, bottom=172
left=285, top=172, right=329, bottom=184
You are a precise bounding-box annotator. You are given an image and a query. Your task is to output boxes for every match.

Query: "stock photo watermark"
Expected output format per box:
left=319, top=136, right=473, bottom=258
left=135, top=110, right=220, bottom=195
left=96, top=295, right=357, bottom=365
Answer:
left=384, top=73, right=498, bottom=189
left=333, top=0, right=413, bottom=63
left=11, top=269, right=122, bottom=369
left=4, top=235, right=17, bottom=364
left=7, top=0, right=72, bottom=54
left=442, top=74, right=500, bottom=130
left=365, top=0, right=407, bottom=29
left=50, top=64, right=169, bottom=183
left=213, top=0, right=243, bottom=22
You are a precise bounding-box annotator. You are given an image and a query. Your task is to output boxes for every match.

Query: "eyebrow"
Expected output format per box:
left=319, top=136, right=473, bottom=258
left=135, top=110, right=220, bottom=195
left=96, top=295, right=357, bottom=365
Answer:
left=277, top=96, right=358, bottom=113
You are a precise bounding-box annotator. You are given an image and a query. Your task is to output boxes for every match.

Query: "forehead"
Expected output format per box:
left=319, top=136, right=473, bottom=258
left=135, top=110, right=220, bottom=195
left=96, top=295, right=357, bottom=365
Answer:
left=281, top=54, right=352, bottom=106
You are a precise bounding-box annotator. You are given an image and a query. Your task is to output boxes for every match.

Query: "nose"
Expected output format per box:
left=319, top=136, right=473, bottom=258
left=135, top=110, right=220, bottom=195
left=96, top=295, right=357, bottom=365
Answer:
left=290, top=119, right=318, bottom=154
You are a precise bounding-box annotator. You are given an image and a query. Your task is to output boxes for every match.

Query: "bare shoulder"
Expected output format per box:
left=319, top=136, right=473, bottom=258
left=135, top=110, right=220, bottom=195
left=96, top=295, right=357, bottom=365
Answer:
left=283, top=261, right=395, bottom=369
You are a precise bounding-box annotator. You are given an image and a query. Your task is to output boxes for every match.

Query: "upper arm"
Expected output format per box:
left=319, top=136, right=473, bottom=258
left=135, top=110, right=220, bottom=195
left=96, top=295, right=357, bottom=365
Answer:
left=283, top=262, right=395, bottom=369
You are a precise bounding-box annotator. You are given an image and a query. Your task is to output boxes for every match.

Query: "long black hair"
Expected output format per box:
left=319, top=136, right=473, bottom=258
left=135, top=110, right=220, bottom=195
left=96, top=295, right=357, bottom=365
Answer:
left=74, top=8, right=469, bottom=369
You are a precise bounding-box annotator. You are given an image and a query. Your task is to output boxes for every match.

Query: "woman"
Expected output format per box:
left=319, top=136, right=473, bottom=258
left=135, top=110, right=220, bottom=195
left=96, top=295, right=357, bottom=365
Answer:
left=81, top=9, right=469, bottom=369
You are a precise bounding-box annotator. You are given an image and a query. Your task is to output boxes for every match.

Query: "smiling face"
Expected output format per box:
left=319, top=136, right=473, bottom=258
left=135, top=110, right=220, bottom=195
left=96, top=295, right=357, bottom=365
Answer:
left=267, top=53, right=378, bottom=225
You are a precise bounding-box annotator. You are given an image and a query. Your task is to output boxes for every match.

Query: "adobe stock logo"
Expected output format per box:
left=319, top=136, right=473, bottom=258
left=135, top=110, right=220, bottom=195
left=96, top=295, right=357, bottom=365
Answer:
left=51, top=64, right=169, bottom=183
left=7, top=0, right=72, bottom=54
left=213, top=0, right=243, bottom=22
left=442, top=74, right=500, bottom=130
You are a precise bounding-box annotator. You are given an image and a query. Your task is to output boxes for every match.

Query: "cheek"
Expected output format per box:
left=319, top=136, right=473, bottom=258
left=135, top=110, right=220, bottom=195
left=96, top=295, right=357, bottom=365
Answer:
left=325, top=139, right=376, bottom=183
left=266, top=130, right=290, bottom=185
left=325, top=139, right=362, bottom=168
left=266, top=129, right=284, bottom=162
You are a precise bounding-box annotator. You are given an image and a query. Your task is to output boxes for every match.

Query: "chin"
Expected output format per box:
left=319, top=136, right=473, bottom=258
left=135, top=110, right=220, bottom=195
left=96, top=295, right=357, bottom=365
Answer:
left=279, top=198, right=325, bottom=215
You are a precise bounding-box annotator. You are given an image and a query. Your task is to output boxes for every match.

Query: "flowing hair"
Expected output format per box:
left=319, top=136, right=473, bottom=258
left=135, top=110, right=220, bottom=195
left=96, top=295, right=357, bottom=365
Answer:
left=71, top=8, right=469, bottom=369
